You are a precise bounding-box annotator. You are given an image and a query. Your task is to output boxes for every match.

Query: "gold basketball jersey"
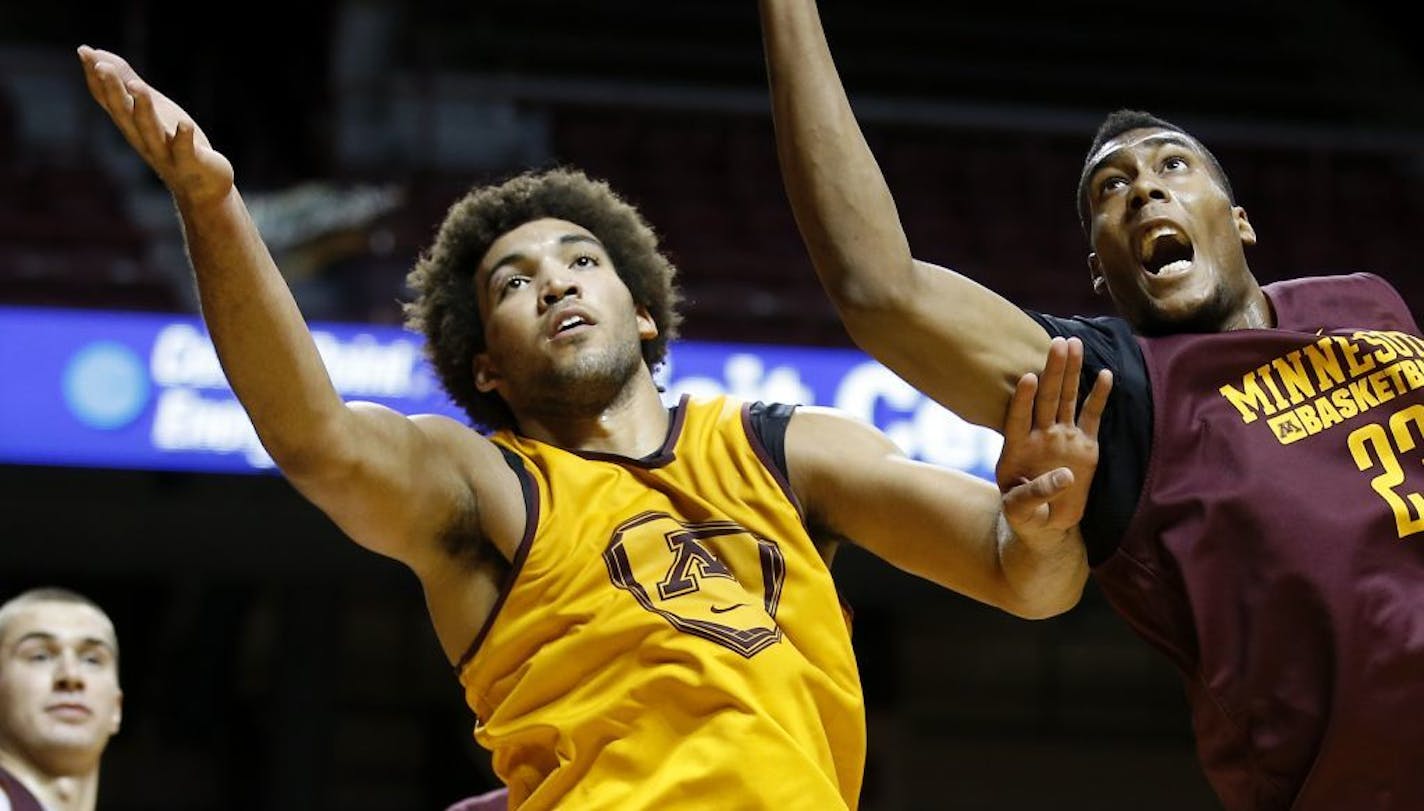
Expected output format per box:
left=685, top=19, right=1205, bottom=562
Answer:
left=457, top=395, right=865, bottom=809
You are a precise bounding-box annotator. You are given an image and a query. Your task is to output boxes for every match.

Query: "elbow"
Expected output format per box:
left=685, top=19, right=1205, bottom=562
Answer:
left=1003, top=580, right=1086, bottom=621
left=260, top=418, right=358, bottom=483
left=1006, top=598, right=1077, bottom=621
left=831, top=276, right=908, bottom=314
left=265, top=439, right=331, bottom=480
left=821, top=260, right=921, bottom=325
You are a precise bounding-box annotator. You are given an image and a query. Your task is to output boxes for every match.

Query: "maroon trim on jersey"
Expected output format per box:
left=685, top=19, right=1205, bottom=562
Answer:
left=455, top=448, right=542, bottom=673
left=0, top=764, right=45, bottom=811
left=568, top=394, right=689, bottom=468
left=1265, top=272, right=1420, bottom=334
left=445, top=787, right=509, bottom=811
left=740, top=402, right=806, bottom=524
left=742, top=403, right=856, bottom=633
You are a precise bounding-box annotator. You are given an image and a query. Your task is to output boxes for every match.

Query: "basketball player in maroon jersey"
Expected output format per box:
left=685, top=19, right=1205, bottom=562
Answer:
left=762, top=2, right=1424, bottom=809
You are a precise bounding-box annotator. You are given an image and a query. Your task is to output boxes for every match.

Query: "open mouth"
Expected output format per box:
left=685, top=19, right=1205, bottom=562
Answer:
left=555, top=314, right=588, bottom=334
left=1138, top=225, right=1194, bottom=276
left=549, top=311, right=594, bottom=339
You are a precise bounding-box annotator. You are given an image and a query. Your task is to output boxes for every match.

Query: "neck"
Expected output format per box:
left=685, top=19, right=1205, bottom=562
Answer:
left=1220, top=280, right=1273, bottom=331
left=36, top=774, right=98, bottom=811
left=513, top=370, right=672, bottom=457
left=0, top=751, right=100, bottom=811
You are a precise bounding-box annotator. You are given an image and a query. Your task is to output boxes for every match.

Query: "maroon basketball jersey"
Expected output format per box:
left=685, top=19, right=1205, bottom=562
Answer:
left=1102, top=273, right=1424, bottom=809
left=0, top=765, right=44, bottom=811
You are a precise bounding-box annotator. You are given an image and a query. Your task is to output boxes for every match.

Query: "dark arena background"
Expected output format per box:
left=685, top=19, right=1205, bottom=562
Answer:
left=2, top=2, right=1420, bottom=808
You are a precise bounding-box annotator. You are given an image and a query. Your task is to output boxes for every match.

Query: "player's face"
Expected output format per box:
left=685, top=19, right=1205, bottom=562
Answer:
left=0, top=602, right=122, bottom=774
left=1084, top=127, right=1258, bottom=335
left=473, top=218, right=657, bottom=419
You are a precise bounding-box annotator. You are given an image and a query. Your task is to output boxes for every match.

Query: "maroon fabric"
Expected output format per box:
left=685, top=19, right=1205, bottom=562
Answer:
left=0, top=765, right=44, bottom=811
left=1101, top=273, right=1424, bottom=810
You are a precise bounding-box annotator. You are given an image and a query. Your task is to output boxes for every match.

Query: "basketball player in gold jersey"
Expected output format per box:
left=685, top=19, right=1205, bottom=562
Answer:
left=78, top=45, right=1109, bottom=810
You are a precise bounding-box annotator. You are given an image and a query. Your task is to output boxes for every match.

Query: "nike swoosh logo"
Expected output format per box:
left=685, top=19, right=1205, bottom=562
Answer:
left=709, top=603, right=745, bottom=614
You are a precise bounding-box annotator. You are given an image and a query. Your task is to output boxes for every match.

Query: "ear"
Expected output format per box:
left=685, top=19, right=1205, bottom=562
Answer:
left=1234, top=205, right=1257, bottom=246
left=474, top=353, right=502, bottom=394
left=111, top=688, right=123, bottom=734
left=634, top=305, right=658, bottom=341
left=1087, top=253, right=1107, bottom=295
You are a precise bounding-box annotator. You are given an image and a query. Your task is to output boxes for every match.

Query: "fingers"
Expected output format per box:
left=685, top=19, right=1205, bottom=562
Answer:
left=1034, top=336, right=1105, bottom=430
left=1078, top=369, right=1113, bottom=438
left=96, top=61, right=135, bottom=118
left=1034, top=337, right=1068, bottom=429
left=1056, top=337, right=1084, bottom=425
left=173, top=120, right=199, bottom=165
left=79, top=46, right=202, bottom=178
left=129, top=79, right=172, bottom=162
left=1002, top=467, right=1073, bottom=525
left=84, top=57, right=143, bottom=156
left=78, top=45, right=150, bottom=143
left=1005, top=371, right=1038, bottom=442
left=77, top=46, right=109, bottom=105
left=78, top=46, right=134, bottom=78
left=78, top=45, right=136, bottom=104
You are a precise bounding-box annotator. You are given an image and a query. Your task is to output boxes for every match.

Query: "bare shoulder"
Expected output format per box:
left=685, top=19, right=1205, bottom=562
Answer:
left=406, top=412, right=514, bottom=481
left=782, top=405, right=904, bottom=504
left=407, top=411, right=495, bottom=447
left=786, top=405, right=896, bottom=456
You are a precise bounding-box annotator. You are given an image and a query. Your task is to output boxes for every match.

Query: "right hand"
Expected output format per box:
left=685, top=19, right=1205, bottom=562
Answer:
left=77, top=45, right=235, bottom=208
left=996, top=336, right=1112, bottom=549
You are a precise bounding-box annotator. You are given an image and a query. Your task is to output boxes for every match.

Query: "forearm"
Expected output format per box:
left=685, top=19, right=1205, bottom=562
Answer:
left=759, top=0, right=914, bottom=310
left=178, top=189, right=350, bottom=465
left=759, top=2, right=1051, bottom=428
left=994, top=518, right=1088, bottom=619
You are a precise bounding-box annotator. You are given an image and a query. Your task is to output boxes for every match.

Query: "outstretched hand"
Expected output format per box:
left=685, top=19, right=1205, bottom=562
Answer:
left=77, top=45, right=234, bottom=207
left=997, top=336, right=1112, bottom=546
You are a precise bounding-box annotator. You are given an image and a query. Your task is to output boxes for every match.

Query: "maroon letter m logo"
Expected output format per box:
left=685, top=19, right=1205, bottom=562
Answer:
left=658, top=530, right=735, bottom=600
left=604, top=512, right=787, bottom=658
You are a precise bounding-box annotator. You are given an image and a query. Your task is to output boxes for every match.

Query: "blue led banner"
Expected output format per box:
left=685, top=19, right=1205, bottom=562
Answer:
left=0, top=306, right=1001, bottom=479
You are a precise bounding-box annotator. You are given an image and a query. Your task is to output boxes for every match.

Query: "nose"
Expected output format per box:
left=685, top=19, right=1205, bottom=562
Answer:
left=537, top=268, right=580, bottom=312
left=1129, top=175, right=1170, bottom=211
left=54, top=652, right=85, bottom=692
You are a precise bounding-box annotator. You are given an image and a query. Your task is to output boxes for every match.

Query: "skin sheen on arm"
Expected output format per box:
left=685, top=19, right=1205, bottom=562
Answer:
left=783, top=340, right=1110, bottom=619
left=757, top=0, right=1053, bottom=429
left=76, top=46, right=527, bottom=663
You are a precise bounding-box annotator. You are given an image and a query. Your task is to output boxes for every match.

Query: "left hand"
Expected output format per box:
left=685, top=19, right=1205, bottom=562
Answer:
left=997, top=336, right=1112, bottom=542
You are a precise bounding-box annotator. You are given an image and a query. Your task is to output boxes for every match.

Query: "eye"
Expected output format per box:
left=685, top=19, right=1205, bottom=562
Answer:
left=1098, top=175, right=1128, bottom=196
left=1162, top=155, right=1189, bottom=172
left=571, top=254, right=598, bottom=269
left=495, top=275, right=530, bottom=300
left=24, top=650, right=52, bottom=663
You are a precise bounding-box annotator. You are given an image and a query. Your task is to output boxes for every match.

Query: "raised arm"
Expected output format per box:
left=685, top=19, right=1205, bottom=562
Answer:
left=786, top=337, right=1110, bottom=618
left=758, top=1, right=1052, bottom=429
left=76, top=47, right=522, bottom=579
